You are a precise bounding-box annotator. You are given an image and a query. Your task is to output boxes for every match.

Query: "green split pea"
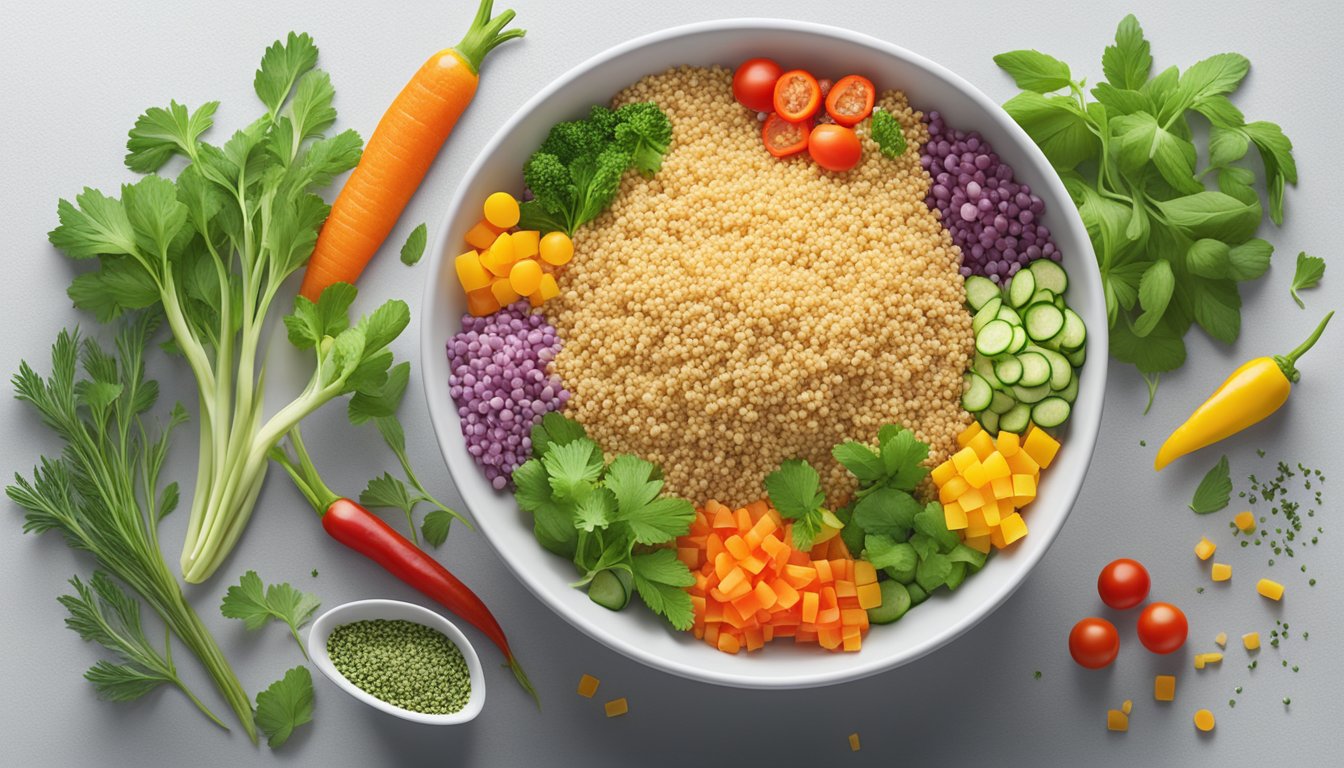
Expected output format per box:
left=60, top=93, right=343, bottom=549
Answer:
left=328, top=619, right=471, bottom=714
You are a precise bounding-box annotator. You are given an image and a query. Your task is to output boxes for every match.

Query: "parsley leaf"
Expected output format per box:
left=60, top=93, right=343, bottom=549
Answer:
left=219, top=571, right=321, bottom=658
left=1189, top=455, right=1233, bottom=514
left=992, top=49, right=1073, bottom=93
left=631, top=550, right=695, bottom=630
left=832, top=441, right=885, bottom=484
left=1290, top=251, right=1325, bottom=309
left=421, top=509, right=454, bottom=548
left=254, top=32, right=319, bottom=118
left=530, top=411, right=589, bottom=457
left=1101, top=14, right=1152, bottom=89
left=879, top=427, right=931, bottom=490
left=400, top=223, right=427, bottom=266
left=863, top=534, right=917, bottom=572
left=764, top=459, right=826, bottom=550
left=254, top=666, right=314, bottom=749
left=543, top=439, right=604, bottom=502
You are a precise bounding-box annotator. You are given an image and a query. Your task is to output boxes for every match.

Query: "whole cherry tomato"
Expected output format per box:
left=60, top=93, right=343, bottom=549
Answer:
left=1098, top=558, right=1151, bottom=610
left=732, top=58, right=782, bottom=113
left=1069, top=617, right=1120, bottom=669
left=1137, top=602, right=1188, bottom=654
left=808, top=124, right=862, bottom=171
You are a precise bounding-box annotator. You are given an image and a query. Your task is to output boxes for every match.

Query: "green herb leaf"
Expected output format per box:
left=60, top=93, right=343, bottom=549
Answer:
left=851, top=486, right=922, bottom=538
left=1177, top=53, right=1250, bottom=103
left=864, top=534, right=917, bottom=572
left=125, top=100, right=219, bottom=172
left=58, top=573, right=177, bottom=701
left=913, top=502, right=960, bottom=553
left=542, top=439, right=604, bottom=503
left=631, top=550, right=695, bottom=631
left=1290, top=251, right=1325, bottom=309
left=605, top=455, right=694, bottom=544
left=254, top=666, right=314, bottom=749
left=915, top=552, right=953, bottom=592
left=348, top=360, right=409, bottom=424
left=1002, top=91, right=1100, bottom=170
left=1185, top=239, right=1231, bottom=280
left=421, top=509, right=454, bottom=548
left=1190, top=455, right=1233, bottom=514
left=879, top=427, right=931, bottom=490
left=284, top=282, right=356, bottom=350
left=764, top=458, right=826, bottom=550
left=832, top=441, right=884, bottom=484
left=530, top=411, right=588, bottom=457
left=513, top=458, right=577, bottom=558
left=400, top=223, right=428, bottom=266
left=1156, top=192, right=1261, bottom=243
left=993, top=49, right=1073, bottom=92
left=360, top=472, right=415, bottom=515
left=1227, top=239, right=1273, bottom=282
left=220, top=570, right=321, bottom=657
left=254, top=32, right=319, bottom=118
left=574, top=487, right=617, bottom=532
left=1101, top=14, right=1152, bottom=90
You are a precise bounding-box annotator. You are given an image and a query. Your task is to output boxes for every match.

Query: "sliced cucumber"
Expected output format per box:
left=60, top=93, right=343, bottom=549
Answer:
left=972, top=353, right=998, bottom=384
left=978, top=408, right=1000, bottom=435
left=588, top=568, right=632, bottom=610
left=972, top=297, right=1003, bottom=334
left=962, top=372, right=993, bottom=412
left=1029, top=258, right=1068, bottom=294
left=989, top=389, right=1016, bottom=414
left=1009, top=325, right=1028, bottom=354
left=993, top=356, right=1023, bottom=386
left=1040, top=348, right=1073, bottom=391
left=1058, top=373, right=1079, bottom=404
left=1031, top=288, right=1056, bottom=306
left=976, top=319, right=1014, bottom=356
left=1017, top=352, right=1051, bottom=387
left=1024, top=302, right=1065, bottom=341
left=964, top=275, right=1000, bottom=311
left=1054, top=295, right=1067, bottom=311
left=1031, top=397, right=1072, bottom=428
left=867, top=580, right=912, bottom=624
left=1066, top=345, right=1086, bottom=368
left=1007, top=269, right=1036, bottom=307
left=1012, top=381, right=1051, bottom=404
left=1058, top=308, right=1087, bottom=350
left=999, top=402, right=1031, bottom=434
left=996, top=305, right=1023, bottom=326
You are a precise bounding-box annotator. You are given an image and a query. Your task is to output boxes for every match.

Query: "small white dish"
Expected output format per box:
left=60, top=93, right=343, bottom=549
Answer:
left=308, top=599, right=485, bottom=725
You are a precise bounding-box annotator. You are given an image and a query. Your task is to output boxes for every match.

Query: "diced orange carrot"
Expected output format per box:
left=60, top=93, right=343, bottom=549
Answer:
left=716, top=633, right=741, bottom=654
left=739, top=554, right=768, bottom=575
left=783, top=564, right=816, bottom=588
left=464, top=218, right=503, bottom=251
left=842, top=626, right=863, bottom=652
left=466, top=286, right=502, bottom=317
left=605, top=698, right=630, bottom=718
left=734, top=506, right=752, bottom=532
left=724, top=534, right=751, bottom=560
left=744, top=626, right=765, bottom=652
left=834, top=579, right=857, bottom=599
left=853, top=560, right=877, bottom=586
left=814, top=559, right=834, bottom=583
left=801, top=591, right=819, bottom=623
left=577, top=674, right=600, bottom=698
left=712, top=504, right=736, bottom=530
left=717, top=567, right=749, bottom=599
left=676, top=546, right=700, bottom=570
left=772, top=579, right=800, bottom=610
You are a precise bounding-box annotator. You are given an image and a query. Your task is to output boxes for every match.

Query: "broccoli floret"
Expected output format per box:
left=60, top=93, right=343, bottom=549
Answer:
left=537, top=119, right=609, bottom=166
left=588, top=104, right=621, bottom=137
left=523, top=152, right=575, bottom=215
left=870, top=108, right=907, bottom=159
left=613, top=102, right=672, bottom=176
left=570, top=145, right=631, bottom=226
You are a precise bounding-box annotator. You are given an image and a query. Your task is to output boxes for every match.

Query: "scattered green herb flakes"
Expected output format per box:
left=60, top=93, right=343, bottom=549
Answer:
left=1034, top=670, right=1043, bottom=680
left=328, top=619, right=469, bottom=715
left=220, top=571, right=321, bottom=659
left=311, top=569, right=319, bottom=578
left=1289, top=252, right=1325, bottom=308
left=254, top=665, right=315, bottom=748
left=399, top=223, right=428, bottom=266
left=995, top=15, right=1297, bottom=400
left=1190, top=455, right=1232, bottom=514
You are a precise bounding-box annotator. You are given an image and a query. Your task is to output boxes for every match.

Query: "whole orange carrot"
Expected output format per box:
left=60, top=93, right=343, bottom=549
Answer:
left=300, top=0, right=523, bottom=300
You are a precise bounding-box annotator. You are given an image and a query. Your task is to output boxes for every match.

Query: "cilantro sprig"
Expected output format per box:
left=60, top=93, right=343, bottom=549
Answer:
left=994, top=15, right=1296, bottom=405
left=220, top=571, right=321, bottom=659
left=763, top=459, right=827, bottom=551
left=513, top=413, right=696, bottom=629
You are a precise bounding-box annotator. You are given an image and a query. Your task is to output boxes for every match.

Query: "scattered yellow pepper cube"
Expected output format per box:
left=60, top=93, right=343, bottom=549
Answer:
left=1242, top=632, right=1260, bottom=651
left=1122, top=699, right=1133, bottom=715
left=1107, top=709, right=1129, bottom=732
left=464, top=218, right=503, bottom=250
left=855, top=582, right=882, bottom=610
left=981, top=451, right=1011, bottom=482
left=980, top=498, right=1002, bottom=527
left=577, top=674, right=600, bottom=698
left=1154, top=675, right=1176, bottom=702
left=604, top=698, right=629, bottom=717
left=1193, top=656, right=1205, bottom=670
left=1022, top=427, right=1061, bottom=468
left=943, top=501, right=968, bottom=531
left=848, top=732, right=861, bottom=752
left=959, top=487, right=986, bottom=513
left=964, top=509, right=991, bottom=538
left=1211, top=563, right=1232, bottom=582
left=939, top=476, right=969, bottom=504
left=989, top=475, right=1014, bottom=501
left=1203, top=653, right=1222, bottom=665
left=1215, top=632, right=1227, bottom=648
left=1234, top=510, right=1256, bottom=533
left=490, top=276, right=521, bottom=306
left=1193, top=709, right=1215, bottom=732
left=1256, top=578, right=1284, bottom=601
left=962, top=461, right=989, bottom=489
left=1194, top=537, right=1216, bottom=561
left=1005, top=448, right=1040, bottom=476
left=998, top=513, right=1029, bottom=546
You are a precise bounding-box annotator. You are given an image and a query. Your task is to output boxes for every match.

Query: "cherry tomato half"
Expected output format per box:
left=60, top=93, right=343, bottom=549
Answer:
left=732, top=57, right=782, bottom=113
left=808, top=124, right=862, bottom=171
left=1069, top=617, right=1120, bottom=669
left=1098, top=558, right=1151, bottom=610
left=1137, top=602, right=1188, bottom=654
left=825, top=74, right=876, bottom=126
left=773, top=70, right=822, bottom=122
left=762, top=113, right=810, bottom=157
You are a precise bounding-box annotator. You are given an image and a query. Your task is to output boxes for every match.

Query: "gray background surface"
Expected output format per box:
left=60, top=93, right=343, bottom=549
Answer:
left=2, top=1, right=1341, bottom=765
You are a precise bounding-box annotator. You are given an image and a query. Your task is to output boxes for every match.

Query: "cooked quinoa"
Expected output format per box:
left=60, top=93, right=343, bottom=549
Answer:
left=544, top=65, right=974, bottom=506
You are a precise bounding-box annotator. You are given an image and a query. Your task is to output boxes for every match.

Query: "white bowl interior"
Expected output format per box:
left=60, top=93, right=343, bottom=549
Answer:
left=308, top=599, right=485, bottom=724
left=420, top=19, right=1106, bottom=688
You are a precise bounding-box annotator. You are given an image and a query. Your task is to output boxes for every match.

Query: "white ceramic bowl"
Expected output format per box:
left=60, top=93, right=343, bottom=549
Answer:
left=421, top=19, right=1106, bottom=688
left=308, top=599, right=485, bottom=724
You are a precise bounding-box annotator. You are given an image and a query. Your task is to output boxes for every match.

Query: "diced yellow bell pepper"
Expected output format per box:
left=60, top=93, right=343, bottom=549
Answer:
left=943, top=501, right=968, bottom=531
left=1011, top=473, right=1037, bottom=505
left=1242, top=632, right=1260, bottom=650
left=1022, top=427, right=1061, bottom=468
left=980, top=498, right=1002, bottom=527
left=489, top=231, right=516, bottom=265
left=1107, top=709, right=1129, bottom=732
left=968, top=430, right=996, bottom=461
left=981, top=452, right=1011, bottom=482
left=958, top=487, right=986, bottom=512
left=956, top=422, right=983, bottom=448
left=1154, top=674, right=1176, bottom=701
left=931, top=459, right=957, bottom=486
left=577, top=674, right=600, bottom=698
left=853, top=560, right=877, bottom=586
left=952, top=447, right=979, bottom=473
left=939, top=476, right=969, bottom=504
left=998, top=512, right=1028, bottom=547
left=455, top=249, right=492, bottom=292
left=1122, top=699, right=1132, bottom=715
left=1005, top=448, right=1040, bottom=475
left=855, top=582, right=882, bottom=610
left=990, top=475, right=1014, bottom=501
left=963, top=535, right=992, bottom=554
left=1234, top=510, right=1256, bottom=533
left=511, top=229, right=540, bottom=260
left=995, top=430, right=1021, bottom=457
left=490, top=276, right=521, bottom=306
left=464, top=218, right=503, bottom=250
left=962, top=461, right=989, bottom=489
left=1194, top=537, right=1216, bottom=561
left=964, top=509, right=991, bottom=538
left=848, top=732, right=862, bottom=752
left=1256, top=578, right=1284, bottom=601
left=605, top=698, right=629, bottom=718
left=1211, top=563, right=1231, bottom=582
left=1215, top=632, right=1227, bottom=648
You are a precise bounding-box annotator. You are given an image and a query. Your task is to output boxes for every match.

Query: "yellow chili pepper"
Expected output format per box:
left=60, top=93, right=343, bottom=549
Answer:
left=1155, top=312, right=1333, bottom=471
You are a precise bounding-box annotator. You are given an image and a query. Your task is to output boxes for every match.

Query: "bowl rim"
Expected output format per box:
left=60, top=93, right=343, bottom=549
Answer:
left=308, top=599, right=486, bottom=724
left=420, top=17, right=1106, bottom=688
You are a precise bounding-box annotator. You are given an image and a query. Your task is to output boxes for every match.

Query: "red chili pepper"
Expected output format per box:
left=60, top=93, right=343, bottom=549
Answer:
left=271, top=429, right=537, bottom=705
